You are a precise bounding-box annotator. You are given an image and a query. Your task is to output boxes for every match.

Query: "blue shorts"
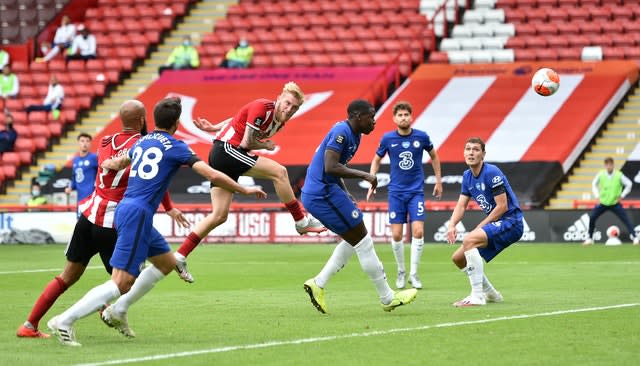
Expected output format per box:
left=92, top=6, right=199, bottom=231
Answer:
left=388, top=191, right=425, bottom=224
left=301, top=187, right=363, bottom=236
left=109, top=202, right=170, bottom=277
left=479, top=215, right=523, bottom=262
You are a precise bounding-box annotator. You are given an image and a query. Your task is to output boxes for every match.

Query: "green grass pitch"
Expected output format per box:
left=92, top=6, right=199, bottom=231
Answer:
left=1, top=243, right=638, bottom=366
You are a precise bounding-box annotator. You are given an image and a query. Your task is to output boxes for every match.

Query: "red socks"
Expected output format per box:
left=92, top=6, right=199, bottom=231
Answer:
left=177, top=232, right=203, bottom=257
left=27, top=276, right=68, bottom=328
left=285, top=199, right=305, bottom=221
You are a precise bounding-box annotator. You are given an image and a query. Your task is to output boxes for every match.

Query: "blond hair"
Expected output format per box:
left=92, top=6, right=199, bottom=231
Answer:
left=282, top=81, right=305, bottom=104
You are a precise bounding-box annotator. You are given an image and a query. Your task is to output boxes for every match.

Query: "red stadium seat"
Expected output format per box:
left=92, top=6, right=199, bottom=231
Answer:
left=351, top=54, right=374, bottom=66
left=18, top=151, right=33, bottom=165
left=504, top=8, right=526, bottom=23
left=30, top=124, right=51, bottom=139
left=516, top=23, right=537, bottom=36
left=48, top=60, right=66, bottom=72
left=546, top=34, right=570, bottom=48
left=270, top=55, right=293, bottom=68
left=28, top=111, right=48, bottom=124
left=86, top=59, right=105, bottom=72
left=526, top=36, right=547, bottom=48
left=505, top=37, right=526, bottom=49
left=579, top=21, right=602, bottom=35
left=536, top=48, right=559, bottom=60
left=602, top=47, right=625, bottom=60
left=14, top=138, right=36, bottom=153
left=589, top=34, right=614, bottom=47
left=611, top=33, right=636, bottom=47
left=330, top=54, right=352, bottom=67
left=555, top=21, right=580, bottom=35
left=33, top=137, right=48, bottom=151
left=2, top=165, right=17, bottom=180
left=515, top=49, right=537, bottom=61
left=322, top=41, right=345, bottom=54
left=1, top=152, right=21, bottom=166
left=12, top=124, right=31, bottom=138
left=303, top=41, right=324, bottom=55
left=309, top=54, right=332, bottom=67
left=250, top=55, right=272, bottom=68
left=567, top=7, right=590, bottom=21
left=291, top=54, right=312, bottom=68
left=569, top=35, right=590, bottom=47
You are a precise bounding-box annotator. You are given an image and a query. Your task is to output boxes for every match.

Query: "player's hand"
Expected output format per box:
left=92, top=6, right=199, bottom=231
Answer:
left=193, top=117, right=223, bottom=132
left=167, top=208, right=190, bottom=228
left=364, top=173, right=378, bottom=192
left=263, top=140, right=276, bottom=151
left=433, top=182, right=443, bottom=200
left=64, top=186, right=71, bottom=195
left=243, top=187, right=267, bottom=199
left=366, top=187, right=376, bottom=201
left=446, top=226, right=457, bottom=244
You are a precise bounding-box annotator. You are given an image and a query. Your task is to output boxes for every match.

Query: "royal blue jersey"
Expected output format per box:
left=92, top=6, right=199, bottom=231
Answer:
left=122, top=131, right=199, bottom=209
left=71, top=152, right=98, bottom=202
left=461, top=163, right=522, bottom=219
left=375, top=129, right=433, bottom=193
left=302, top=121, right=360, bottom=196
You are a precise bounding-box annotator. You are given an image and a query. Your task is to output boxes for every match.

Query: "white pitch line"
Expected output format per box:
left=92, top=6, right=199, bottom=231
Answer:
left=74, top=303, right=639, bottom=366
left=0, top=266, right=102, bottom=275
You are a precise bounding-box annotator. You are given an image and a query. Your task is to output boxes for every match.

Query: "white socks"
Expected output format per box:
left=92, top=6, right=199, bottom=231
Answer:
left=112, top=265, right=165, bottom=315
left=58, top=280, right=121, bottom=326
left=410, top=237, right=424, bottom=276
left=462, top=248, right=484, bottom=298
left=354, top=235, right=394, bottom=304
left=391, top=240, right=405, bottom=273
left=482, top=274, right=495, bottom=293
left=315, top=241, right=354, bottom=288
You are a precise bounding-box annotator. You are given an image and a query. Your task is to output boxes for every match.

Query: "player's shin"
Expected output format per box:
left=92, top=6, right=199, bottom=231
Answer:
left=409, top=237, right=424, bottom=275
left=27, top=276, right=68, bottom=328
left=462, top=248, right=484, bottom=298
left=112, top=265, right=165, bottom=314
left=57, top=280, right=120, bottom=325
left=391, top=240, right=405, bottom=273
left=315, top=240, right=354, bottom=288
left=354, top=235, right=394, bottom=304
left=176, top=232, right=202, bottom=257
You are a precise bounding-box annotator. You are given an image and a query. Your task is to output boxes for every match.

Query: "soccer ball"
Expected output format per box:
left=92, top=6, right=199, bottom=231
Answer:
left=531, top=68, right=560, bottom=96
left=606, top=225, right=620, bottom=238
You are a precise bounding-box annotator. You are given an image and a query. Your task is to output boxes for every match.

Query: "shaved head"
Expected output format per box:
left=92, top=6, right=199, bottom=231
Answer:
left=119, top=100, right=146, bottom=130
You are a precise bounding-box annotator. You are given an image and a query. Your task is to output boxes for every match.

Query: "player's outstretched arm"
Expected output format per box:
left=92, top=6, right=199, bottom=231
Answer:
left=447, top=194, right=470, bottom=244
left=192, top=161, right=267, bottom=199
left=101, top=155, right=131, bottom=171
left=193, top=117, right=229, bottom=133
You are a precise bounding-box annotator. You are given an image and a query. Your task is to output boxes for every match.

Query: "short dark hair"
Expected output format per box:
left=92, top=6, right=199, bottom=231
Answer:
left=393, top=101, right=412, bottom=115
left=153, top=97, right=182, bottom=130
left=466, top=137, right=485, bottom=152
left=604, top=157, right=614, bottom=164
left=77, top=132, right=92, bottom=140
left=347, top=99, right=373, bottom=119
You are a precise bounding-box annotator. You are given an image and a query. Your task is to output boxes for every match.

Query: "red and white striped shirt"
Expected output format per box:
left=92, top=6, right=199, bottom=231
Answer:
left=78, top=131, right=139, bottom=228
left=215, top=99, right=285, bottom=146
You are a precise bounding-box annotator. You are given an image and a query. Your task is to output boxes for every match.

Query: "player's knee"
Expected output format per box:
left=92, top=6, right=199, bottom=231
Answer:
left=413, top=229, right=424, bottom=238
left=451, top=252, right=465, bottom=268
left=272, top=164, right=289, bottom=183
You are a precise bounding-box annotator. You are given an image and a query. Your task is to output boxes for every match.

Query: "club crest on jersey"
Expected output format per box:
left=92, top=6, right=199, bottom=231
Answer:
left=351, top=209, right=359, bottom=219
left=336, top=135, right=345, bottom=144
left=389, top=212, right=396, bottom=219
left=413, top=140, right=420, bottom=148
left=475, top=182, right=486, bottom=191
left=254, top=117, right=264, bottom=126
left=402, top=141, right=410, bottom=148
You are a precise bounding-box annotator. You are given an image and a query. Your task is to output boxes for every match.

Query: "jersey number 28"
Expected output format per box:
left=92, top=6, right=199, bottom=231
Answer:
left=130, top=146, right=163, bottom=180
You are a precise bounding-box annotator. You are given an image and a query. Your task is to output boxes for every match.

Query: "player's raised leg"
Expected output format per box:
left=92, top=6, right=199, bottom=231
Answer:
left=247, top=156, right=325, bottom=234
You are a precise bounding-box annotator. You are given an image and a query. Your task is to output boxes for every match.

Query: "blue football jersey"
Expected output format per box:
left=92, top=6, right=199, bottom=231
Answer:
left=375, top=129, right=433, bottom=193
left=302, top=121, right=360, bottom=196
left=122, top=131, right=198, bottom=209
left=461, top=163, right=522, bottom=219
left=71, top=153, right=98, bottom=202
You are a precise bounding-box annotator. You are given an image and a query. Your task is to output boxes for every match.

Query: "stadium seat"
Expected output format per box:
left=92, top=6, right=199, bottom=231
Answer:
left=28, top=111, right=48, bottom=125
left=14, top=138, right=36, bottom=153
left=428, top=51, right=449, bottom=64
left=602, top=47, right=625, bottom=60
left=1, top=152, right=21, bottom=167
left=291, top=54, right=312, bottom=68
left=18, top=151, right=33, bottom=165
left=2, top=165, right=17, bottom=180
left=582, top=46, right=603, bottom=61
left=515, top=49, right=537, bottom=61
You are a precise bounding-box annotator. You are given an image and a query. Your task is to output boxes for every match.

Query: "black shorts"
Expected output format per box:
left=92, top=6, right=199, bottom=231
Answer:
left=208, top=140, right=258, bottom=184
left=65, top=215, right=118, bottom=274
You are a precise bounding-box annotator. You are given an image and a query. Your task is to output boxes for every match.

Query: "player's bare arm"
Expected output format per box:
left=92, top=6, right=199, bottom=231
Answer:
left=167, top=208, right=190, bottom=228
left=366, top=154, right=383, bottom=201
left=192, top=161, right=267, bottom=199
left=193, top=117, right=228, bottom=133
left=239, top=125, right=275, bottom=151
left=428, top=148, right=443, bottom=199
left=474, top=192, right=508, bottom=230
left=324, top=149, right=378, bottom=191
left=447, top=194, right=470, bottom=244
left=101, top=155, right=131, bottom=170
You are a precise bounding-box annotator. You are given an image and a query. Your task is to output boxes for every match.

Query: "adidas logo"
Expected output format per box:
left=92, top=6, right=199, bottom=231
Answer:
left=564, top=213, right=601, bottom=242
left=433, top=220, right=466, bottom=242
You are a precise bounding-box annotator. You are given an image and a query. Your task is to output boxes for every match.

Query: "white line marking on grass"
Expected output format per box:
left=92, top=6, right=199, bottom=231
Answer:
left=75, top=303, right=639, bottom=366
left=0, top=266, right=101, bottom=275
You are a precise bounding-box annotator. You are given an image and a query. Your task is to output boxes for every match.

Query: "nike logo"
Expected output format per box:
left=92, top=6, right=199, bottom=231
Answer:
left=391, top=144, right=398, bottom=147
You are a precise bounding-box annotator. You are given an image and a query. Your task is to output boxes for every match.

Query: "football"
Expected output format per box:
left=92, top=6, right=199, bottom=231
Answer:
left=531, top=68, right=560, bottom=96
left=606, top=225, right=620, bottom=238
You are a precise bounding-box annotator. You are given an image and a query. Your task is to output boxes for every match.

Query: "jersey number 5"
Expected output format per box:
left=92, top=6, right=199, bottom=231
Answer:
left=130, top=146, right=163, bottom=180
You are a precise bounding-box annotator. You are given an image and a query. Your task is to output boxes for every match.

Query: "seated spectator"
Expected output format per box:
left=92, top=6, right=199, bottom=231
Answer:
left=66, top=25, right=96, bottom=62
left=0, top=113, right=17, bottom=154
left=39, top=15, right=76, bottom=62
left=27, top=182, right=48, bottom=207
left=0, top=48, right=9, bottom=69
left=220, top=38, right=254, bottom=69
left=25, top=75, right=64, bottom=119
left=158, top=35, right=199, bottom=74
left=0, top=65, right=20, bottom=100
